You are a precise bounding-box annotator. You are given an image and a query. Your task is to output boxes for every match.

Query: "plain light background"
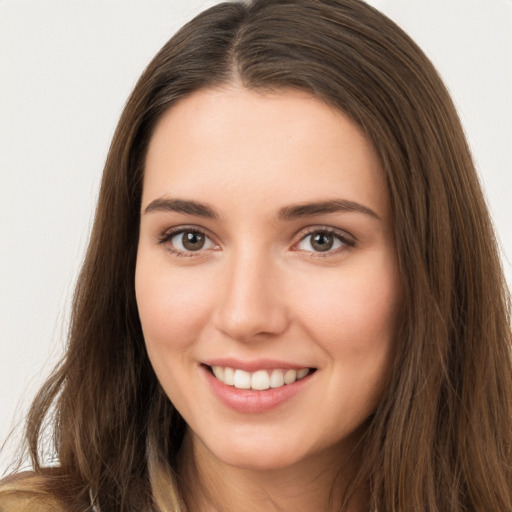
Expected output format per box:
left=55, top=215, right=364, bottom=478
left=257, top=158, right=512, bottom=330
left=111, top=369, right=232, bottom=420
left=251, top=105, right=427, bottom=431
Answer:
left=1, top=0, right=511, bottom=472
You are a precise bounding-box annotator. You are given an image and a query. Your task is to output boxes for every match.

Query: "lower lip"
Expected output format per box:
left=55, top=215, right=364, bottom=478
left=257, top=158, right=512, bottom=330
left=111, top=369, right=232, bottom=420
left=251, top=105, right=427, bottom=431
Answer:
left=201, top=365, right=314, bottom=413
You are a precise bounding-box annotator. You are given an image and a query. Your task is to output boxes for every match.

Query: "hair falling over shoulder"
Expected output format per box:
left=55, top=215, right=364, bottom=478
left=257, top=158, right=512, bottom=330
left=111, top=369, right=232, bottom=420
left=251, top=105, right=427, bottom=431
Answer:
left=2, top=0, right=511, bottom=511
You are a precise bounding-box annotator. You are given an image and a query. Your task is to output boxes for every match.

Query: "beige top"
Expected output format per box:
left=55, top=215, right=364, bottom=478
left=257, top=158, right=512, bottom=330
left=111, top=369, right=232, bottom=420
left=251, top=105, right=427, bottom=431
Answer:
left=0, top=473, right=65, bottom=512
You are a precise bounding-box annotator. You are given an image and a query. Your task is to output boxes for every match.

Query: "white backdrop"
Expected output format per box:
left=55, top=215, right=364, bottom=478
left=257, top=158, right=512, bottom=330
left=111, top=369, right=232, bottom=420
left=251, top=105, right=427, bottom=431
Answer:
left=1, top=0, right=511, bottom=472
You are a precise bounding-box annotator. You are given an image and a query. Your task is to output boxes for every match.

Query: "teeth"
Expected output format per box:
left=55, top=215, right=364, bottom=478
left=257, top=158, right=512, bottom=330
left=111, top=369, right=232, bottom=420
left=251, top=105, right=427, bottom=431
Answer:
left=251, top=370, right=270, bottom=390
left=224, top=367, right=234, bottom=385
left=210, top=365, right=311, bottom=390
left=270, top=369, right=285, bottom=388
left=297, top=368, right=308, bottom=379
left=233, top=369, right=251, bottom=389
left=284, top=369, right=297, bottom=384
left=212, top=366, right=224, bottom=380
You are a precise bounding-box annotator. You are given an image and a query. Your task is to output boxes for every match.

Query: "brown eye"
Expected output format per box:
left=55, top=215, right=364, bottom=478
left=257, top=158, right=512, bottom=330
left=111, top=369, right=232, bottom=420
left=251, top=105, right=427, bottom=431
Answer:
left=295, top=229, right=353, bottom=254
left=166, top=229, right=217, bottom=254
left=181, top=231, right=205, bottom=251
left=310, top=232, right=334, bottom=252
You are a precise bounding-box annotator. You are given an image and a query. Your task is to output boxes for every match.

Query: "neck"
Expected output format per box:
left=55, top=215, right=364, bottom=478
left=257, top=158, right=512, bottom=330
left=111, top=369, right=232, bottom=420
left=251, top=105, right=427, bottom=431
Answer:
left=178, top=430, right=369, bottom=512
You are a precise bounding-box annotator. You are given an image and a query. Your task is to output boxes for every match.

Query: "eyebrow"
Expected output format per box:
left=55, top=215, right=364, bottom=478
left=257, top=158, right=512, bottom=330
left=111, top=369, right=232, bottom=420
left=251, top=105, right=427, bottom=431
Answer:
left=278, top=199, right=380, bottom=221
left=143, top=197, right=380, bottom=221
left=144, top=198, right=218, bottom=218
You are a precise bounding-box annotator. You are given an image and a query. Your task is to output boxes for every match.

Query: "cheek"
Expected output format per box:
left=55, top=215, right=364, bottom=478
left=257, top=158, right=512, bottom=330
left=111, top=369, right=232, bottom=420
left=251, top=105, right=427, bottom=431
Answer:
left=135, top=255, right=215, bottom=353
left=291, top=256, right=400, bottom=363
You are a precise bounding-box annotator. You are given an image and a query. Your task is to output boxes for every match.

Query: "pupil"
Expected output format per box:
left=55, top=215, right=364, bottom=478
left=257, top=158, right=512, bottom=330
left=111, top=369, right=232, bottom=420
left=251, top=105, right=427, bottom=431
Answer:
left=183, top=231, right=204, bottom=251
left=312, top=232, right=333, bottom=252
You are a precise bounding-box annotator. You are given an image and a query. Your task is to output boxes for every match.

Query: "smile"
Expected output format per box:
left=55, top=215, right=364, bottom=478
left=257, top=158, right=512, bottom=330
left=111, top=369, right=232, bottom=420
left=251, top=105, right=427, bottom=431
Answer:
left=209, top=365, right=313, bottom=391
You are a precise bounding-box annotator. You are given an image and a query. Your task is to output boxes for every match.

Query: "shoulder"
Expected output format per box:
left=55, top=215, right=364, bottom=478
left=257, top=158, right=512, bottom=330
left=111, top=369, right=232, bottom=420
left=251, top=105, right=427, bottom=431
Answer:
left=0, top=472, right=65, bottom=512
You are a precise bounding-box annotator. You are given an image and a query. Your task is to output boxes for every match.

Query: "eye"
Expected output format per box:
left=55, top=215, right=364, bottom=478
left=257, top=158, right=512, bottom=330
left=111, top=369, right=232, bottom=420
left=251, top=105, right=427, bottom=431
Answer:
left=295, top=228, right=354, bottom=254
left=159, top=228, right=217, bottom=255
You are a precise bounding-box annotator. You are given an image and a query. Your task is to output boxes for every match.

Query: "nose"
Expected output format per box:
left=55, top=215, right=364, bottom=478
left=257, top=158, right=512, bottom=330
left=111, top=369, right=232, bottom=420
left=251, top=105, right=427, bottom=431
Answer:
left=213, top=250, right=290, bottom=342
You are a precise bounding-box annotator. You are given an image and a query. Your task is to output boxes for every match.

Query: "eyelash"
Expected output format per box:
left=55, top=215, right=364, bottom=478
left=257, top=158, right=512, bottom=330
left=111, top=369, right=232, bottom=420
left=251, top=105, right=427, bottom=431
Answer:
left=157, top=225, right=355, bottom=258
left=295, top=226, right=356, bottom=256
left=158, top=226, right=218, bottom=258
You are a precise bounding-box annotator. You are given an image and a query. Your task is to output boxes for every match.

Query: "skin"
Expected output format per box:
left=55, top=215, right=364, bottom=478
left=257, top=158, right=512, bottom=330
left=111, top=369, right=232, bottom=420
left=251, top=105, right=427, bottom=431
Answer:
left=135, top=85, right=402, bottom=511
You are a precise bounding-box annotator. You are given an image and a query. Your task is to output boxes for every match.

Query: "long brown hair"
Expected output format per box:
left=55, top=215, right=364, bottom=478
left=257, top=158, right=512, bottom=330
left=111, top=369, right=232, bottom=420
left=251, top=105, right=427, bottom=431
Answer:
left=7, top=0, right=512, bottom=510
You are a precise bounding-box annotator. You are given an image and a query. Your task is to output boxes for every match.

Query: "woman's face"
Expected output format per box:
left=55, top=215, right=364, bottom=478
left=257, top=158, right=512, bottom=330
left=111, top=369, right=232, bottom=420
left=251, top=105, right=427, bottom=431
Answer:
left=136, top=86, right=401, bottom=471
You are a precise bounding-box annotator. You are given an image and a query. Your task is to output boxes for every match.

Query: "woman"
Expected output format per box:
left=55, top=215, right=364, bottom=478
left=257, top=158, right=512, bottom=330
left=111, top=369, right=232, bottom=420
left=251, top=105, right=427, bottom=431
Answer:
left=1, top=0, right=511, bottom=510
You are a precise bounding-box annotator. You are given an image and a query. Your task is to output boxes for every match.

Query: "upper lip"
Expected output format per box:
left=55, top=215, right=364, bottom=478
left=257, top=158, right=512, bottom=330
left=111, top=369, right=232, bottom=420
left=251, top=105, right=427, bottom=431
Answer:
left=202, top=358, right=314, bottom=372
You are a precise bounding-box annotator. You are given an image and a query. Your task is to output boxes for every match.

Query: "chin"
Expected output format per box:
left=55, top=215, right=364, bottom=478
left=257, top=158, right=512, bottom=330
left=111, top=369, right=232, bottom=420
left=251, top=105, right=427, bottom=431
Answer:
left=219, top=447, right=304, bottom=472
left=195, top=429, right=310, bottom=471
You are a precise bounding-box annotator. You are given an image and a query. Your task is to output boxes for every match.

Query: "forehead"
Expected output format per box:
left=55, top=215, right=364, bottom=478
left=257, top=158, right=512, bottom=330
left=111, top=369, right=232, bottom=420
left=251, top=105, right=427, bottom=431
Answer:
left=142, top=86, right=389, bottom=221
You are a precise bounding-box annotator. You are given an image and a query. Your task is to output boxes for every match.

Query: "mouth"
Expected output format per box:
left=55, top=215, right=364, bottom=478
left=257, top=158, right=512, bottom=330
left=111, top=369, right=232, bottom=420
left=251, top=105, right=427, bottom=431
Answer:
left=205, top=364, right=316, bottom=391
